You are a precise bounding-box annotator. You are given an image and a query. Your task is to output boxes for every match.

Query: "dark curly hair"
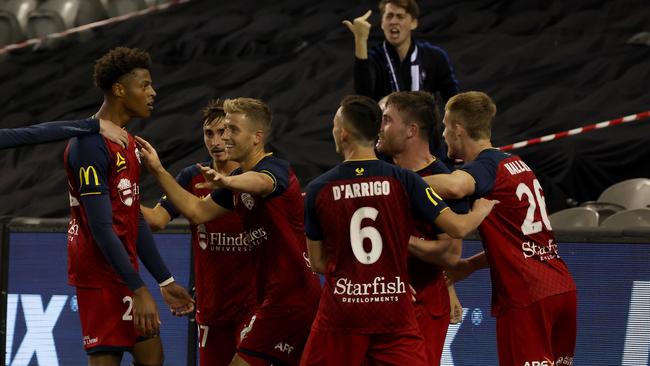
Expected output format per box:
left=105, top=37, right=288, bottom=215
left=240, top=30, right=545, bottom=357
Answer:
left=202, top=99, right=226, bottom=127
left=93, top=47, right=151, bottom=92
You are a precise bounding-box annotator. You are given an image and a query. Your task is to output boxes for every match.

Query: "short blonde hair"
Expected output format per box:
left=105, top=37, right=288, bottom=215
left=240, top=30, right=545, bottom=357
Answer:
left=223, top=97, right=272, bottom=131
left=445, top=91, right=496, bottom=140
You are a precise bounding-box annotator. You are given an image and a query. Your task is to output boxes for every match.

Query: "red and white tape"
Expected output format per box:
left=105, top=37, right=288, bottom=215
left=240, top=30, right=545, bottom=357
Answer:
left=0, top=0, right=190, bottom=55
left=499, top=111, right=650, bottom=151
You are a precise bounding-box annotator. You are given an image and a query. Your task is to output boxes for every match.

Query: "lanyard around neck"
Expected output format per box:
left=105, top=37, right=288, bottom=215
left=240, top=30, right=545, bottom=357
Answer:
left=382, top=41, right=420, bottom=92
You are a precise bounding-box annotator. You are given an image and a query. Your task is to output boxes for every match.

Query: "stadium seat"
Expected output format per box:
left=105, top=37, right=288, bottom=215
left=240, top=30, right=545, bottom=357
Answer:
left=100, top=0, right=147, bottom=18
left=600, top=208, right=650, bottom=229
left=0, top=0, right=38, bottom=44
left=26, top=0, right=106, bottom=38
left=579, top=201, right=625, bottom=224
left=549, top=207, right=599, bottom=229
left=0, top=11, right=23, bottom=46
left=597, top=178, right=650, bottom=209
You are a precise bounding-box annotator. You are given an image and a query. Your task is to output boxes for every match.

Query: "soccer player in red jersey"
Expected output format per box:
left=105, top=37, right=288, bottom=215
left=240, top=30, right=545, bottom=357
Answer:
left=136, top=97, right=321, bottom=366
left=425, top=91, right=577, bottom=366
left=141, top=100, right=257, bottom=366
left=299, top=95, right=496, bottom=366
left=64, top=47, right=194, bottom=366
left=376, top=91, right=467, bottom=365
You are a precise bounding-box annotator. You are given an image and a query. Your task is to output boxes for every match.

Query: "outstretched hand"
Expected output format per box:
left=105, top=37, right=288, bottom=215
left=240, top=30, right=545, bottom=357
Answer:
left=99, top=119, right=129, bottom=148
left=135, top=136, right=164, bottom=173
left=342, top=10, right=372, bottom=40
left=194, top=164, right=229, bottom=190
left=160, top=282, right=195, bottom=316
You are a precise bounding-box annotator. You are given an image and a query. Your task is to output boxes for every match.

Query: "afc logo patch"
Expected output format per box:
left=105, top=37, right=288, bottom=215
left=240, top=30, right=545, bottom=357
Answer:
left=241, top=193, right=255, bottom=210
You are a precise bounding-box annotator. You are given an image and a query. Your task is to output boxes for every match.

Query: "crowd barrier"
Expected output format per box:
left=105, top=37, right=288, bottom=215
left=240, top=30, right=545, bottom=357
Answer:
left=1, top=219, right=649, bottom=365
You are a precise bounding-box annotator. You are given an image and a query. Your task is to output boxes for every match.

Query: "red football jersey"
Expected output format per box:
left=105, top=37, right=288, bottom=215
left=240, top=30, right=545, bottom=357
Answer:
left=64, top=133, right=141, bottom=288
left=409, top=158, right=468, bottom=318
left=304, top=159, right=450, bottom=334
left=462, top=149, right=576, bottom=316
left=159, top=163, right=257, bottom=325
left=211, top=155, right=321, bottom=311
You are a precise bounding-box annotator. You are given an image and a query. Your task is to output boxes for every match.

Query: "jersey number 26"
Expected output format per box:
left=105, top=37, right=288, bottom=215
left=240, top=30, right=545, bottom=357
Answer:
left=516, top=179, right=552, bottom=235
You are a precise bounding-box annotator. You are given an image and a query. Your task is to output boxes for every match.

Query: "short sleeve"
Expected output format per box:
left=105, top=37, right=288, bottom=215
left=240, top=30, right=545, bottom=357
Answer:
left=254, top=156, right=290, bottom=199
left=68, top=134, right=110, bottom=196
left=400, top=169, right=449, bottom=226
left=304, top=182, right=324, bottom=241
left=159, top=165, right=197, bottom=219
left=210, top=188, right=235, bottom=210
left=460, top=153, right=499, bottom=197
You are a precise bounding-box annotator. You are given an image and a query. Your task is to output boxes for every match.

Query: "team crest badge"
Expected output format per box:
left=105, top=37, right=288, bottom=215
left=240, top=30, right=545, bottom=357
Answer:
left=197, top=224, right=208, bottom=250
left=241, top=193, right=255, bottom=210
left=117, top=178, right=134, bottom=207
left=355, top=167, right=365, bottom=176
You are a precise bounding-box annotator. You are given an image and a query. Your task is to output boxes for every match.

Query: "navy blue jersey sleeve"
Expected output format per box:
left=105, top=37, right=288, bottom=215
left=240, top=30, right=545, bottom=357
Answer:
left=304, top=181, right=325, bottom=241
left=460, top=150, right=500, bottom=197
left=210, top=188, right=235, bottom=210
left=68, top=134, right=110, bottom=197
left=137, top=214, right=172, bottom=284
left=81, top=192, right=145, bottom=291
left=159, top=165, right=198, bottom=219
left=254, top=156, right=290, bottom=199
left=400, top=169, right=449, bottom=225
left=0, top=118, right=99, bottom=149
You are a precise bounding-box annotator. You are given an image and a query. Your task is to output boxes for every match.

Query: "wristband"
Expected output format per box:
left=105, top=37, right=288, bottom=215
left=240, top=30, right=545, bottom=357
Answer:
left=159, top=276, right=175, bottom=287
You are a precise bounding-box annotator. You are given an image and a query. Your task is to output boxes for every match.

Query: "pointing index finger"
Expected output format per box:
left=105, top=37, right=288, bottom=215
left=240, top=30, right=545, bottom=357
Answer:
left=360, top=9, right=372, bottom=20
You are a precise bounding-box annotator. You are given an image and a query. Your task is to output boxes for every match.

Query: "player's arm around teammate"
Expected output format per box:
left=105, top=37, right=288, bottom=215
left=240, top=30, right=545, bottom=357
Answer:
left=135, top=136, right=231, bottom=224
left=0, top=117, right=129, bottom=149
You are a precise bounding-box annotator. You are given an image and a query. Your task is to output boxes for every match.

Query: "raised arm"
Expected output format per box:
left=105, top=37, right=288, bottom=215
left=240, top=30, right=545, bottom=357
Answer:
left=141, top=204, right=172, bottom=231
left=136, top=136, right=230, bottom=224
left=423, top=170, right=476, bottom=200
left=446, top=251, right=489, bottom=284
left=196, top=165, right=275, bottom=197
left=433, top=198, right=496, bottom=238
left=408, top=234, right=461, bottom=268
left=0, top=118, right=128, bottom=149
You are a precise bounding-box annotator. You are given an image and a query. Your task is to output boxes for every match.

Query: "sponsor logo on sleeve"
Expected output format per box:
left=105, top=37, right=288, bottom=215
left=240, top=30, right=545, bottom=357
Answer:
left=78, top=166, right=101, bottom=196
left=115, top=152, right=127, bottom=172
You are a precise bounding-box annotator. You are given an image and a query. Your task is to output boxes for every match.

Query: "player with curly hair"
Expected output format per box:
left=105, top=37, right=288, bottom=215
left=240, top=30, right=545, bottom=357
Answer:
left=64, top=47, right=194, bottom=366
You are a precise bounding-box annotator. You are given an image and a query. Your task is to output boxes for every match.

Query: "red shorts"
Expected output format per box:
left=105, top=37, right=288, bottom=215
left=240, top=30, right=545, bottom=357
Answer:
left=497, top=291, right=577, bottom=366
left=237, top=303, right=317, bottom=366
left=415, top=304, right=450, bottom=366
left=76, top=282, right=139, bottom=353
left=300, top=327, right=428, bottom=366
left=197, top=321, right=249, bottom=366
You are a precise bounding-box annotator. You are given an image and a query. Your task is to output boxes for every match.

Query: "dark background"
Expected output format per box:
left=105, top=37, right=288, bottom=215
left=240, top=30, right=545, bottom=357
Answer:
left=1, top=0, right=649, bottom=217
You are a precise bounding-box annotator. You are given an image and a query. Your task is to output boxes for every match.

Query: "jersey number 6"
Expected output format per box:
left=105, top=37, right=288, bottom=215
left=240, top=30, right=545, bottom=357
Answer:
left=350, top=207, right=383, bottom=264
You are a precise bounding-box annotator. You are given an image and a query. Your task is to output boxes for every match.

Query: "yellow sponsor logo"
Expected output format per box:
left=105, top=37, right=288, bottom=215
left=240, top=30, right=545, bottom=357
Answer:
left=116, top=152, right=127, bottom=172
left=425, top=187, right=443, bottom=206
left=79, top=166, right=99, bottom=187
left=355, top=167, right=364, bottom=176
